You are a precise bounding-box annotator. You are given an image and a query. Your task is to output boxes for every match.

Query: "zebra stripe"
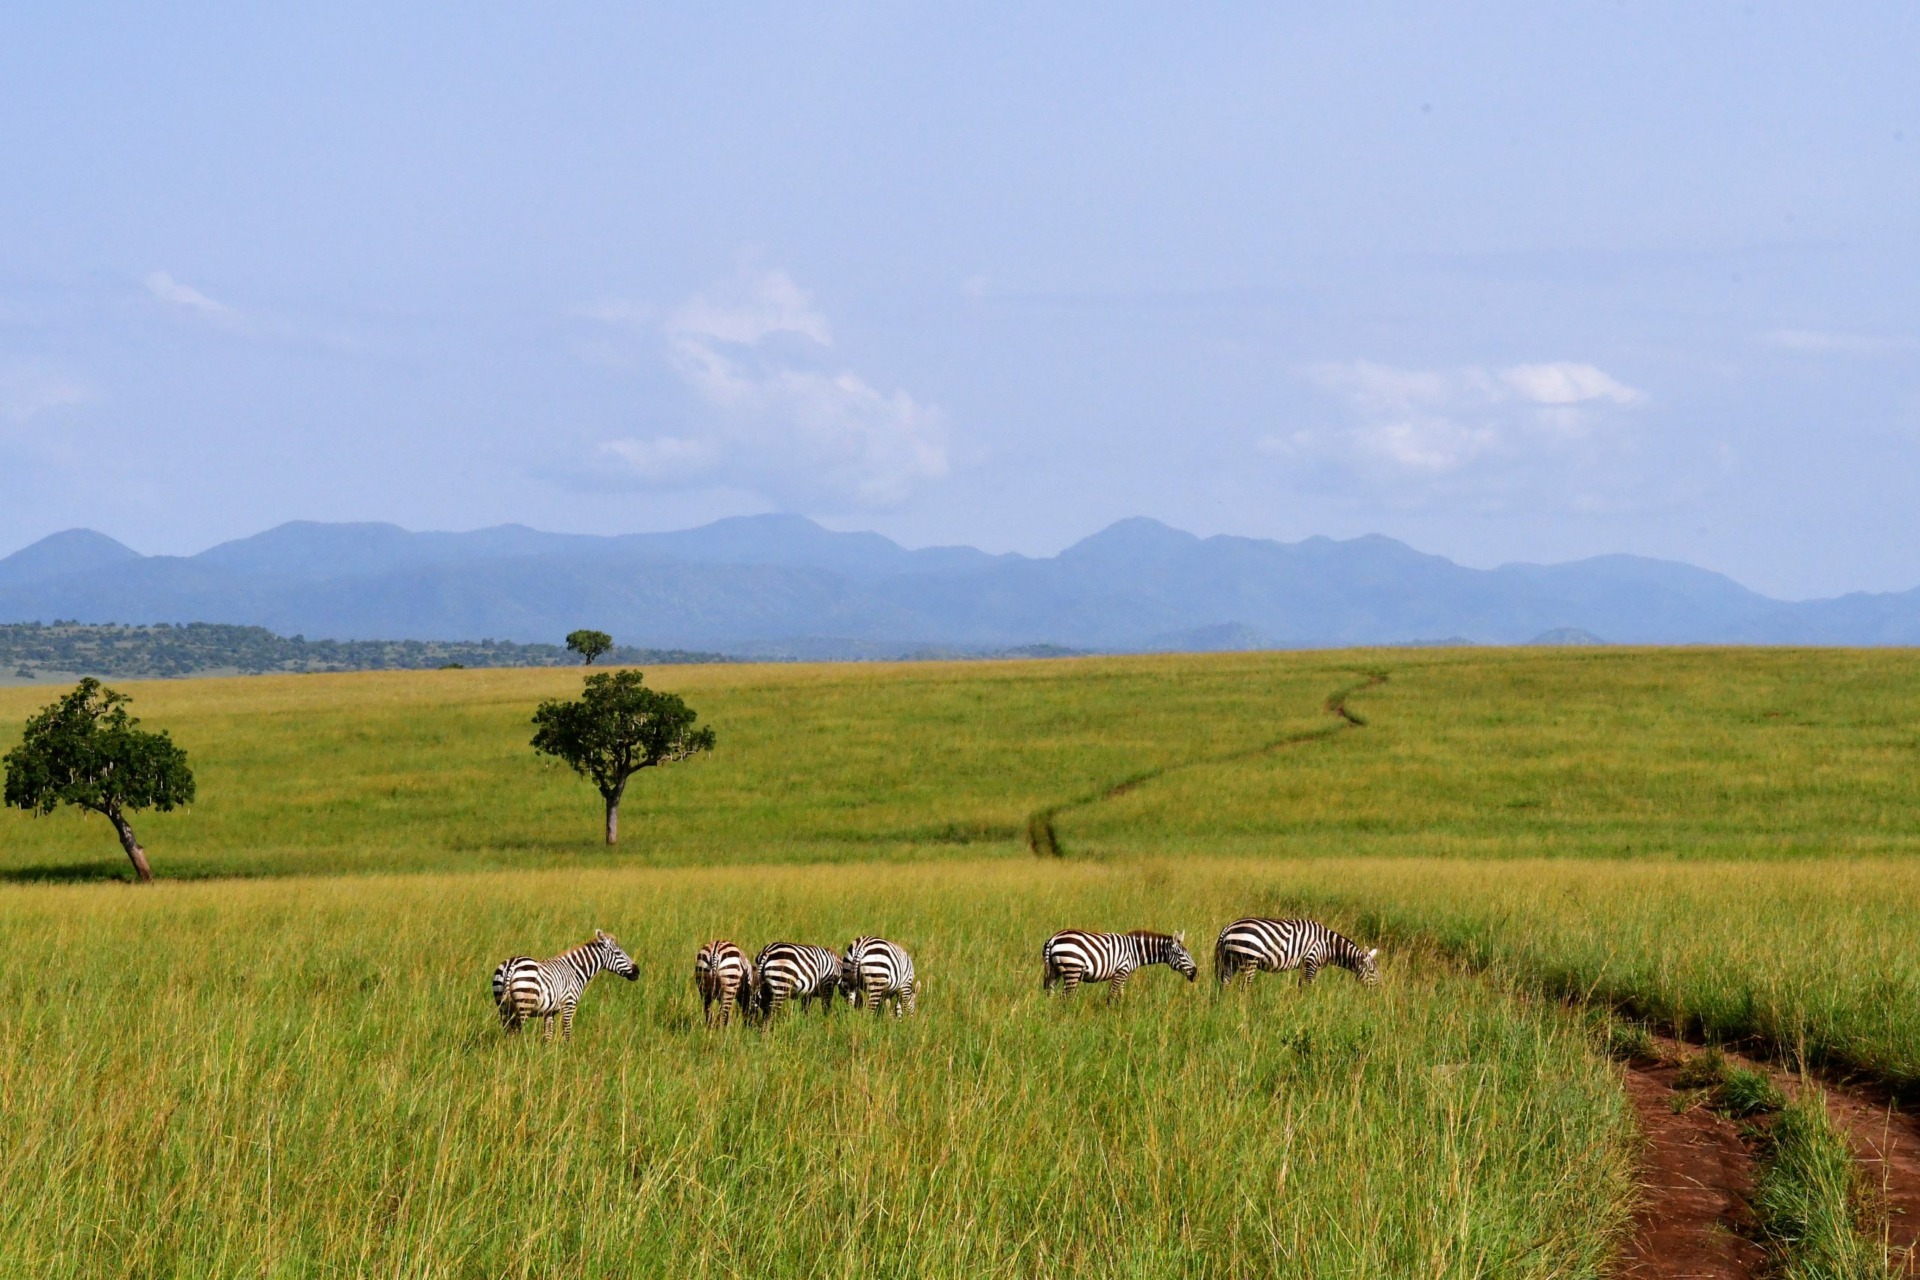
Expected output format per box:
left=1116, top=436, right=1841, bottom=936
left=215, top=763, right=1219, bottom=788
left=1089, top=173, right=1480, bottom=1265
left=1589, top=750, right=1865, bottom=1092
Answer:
left=1213, top=918, right=1380, bottom=988
left=492, top=929, right=639, bottom=1040
left=694, top=939, right=753, bottom=1027
left=840, top=936, right=918, bottom=1017
left=750, top=942, right=843, bottom=1024
left=1041, top=928, right=1198, bottom=998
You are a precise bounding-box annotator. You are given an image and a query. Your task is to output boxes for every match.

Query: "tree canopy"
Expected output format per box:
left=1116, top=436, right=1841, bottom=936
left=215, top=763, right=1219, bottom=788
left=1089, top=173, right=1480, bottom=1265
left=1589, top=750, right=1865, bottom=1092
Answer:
left=531, top=669, right=714, bottom=844
left=3, top=678, right=195, bottom=882
left=565, top=629, right=614, bottom=665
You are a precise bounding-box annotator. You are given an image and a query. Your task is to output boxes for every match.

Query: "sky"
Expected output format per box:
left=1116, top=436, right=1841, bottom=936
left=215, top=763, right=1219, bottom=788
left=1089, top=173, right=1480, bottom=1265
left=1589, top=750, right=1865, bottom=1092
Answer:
left=2, top=4, right=1917, bottom=600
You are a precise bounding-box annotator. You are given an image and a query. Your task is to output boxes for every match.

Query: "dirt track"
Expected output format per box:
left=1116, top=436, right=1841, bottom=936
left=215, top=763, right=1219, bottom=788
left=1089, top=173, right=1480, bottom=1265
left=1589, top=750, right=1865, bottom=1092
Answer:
left=1615, top=1055, right=1765, bottom=1279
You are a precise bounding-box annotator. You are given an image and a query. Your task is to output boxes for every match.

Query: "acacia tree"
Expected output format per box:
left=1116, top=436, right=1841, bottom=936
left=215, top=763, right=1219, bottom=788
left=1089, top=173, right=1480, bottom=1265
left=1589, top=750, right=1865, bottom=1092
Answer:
left=565, top=629, right=614, bottom=665
left=3, top=678, right=195, bottom=882
left=531, top=670, right=714, bottom=844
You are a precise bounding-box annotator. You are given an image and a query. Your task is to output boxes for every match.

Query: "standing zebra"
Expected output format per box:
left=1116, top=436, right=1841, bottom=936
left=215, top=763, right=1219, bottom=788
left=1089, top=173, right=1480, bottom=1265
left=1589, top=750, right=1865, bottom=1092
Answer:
left=1041, top=929, right=1197, bottom=998
left=492, top=929, right=639, bottom=1040
left=1213, top=918, right=1379, bottom=988
left=750, top=942, right=843, bottom=1025
left=694, top=938, right=754, bottom=1027
left=839, top=936, right=918, bottom=1017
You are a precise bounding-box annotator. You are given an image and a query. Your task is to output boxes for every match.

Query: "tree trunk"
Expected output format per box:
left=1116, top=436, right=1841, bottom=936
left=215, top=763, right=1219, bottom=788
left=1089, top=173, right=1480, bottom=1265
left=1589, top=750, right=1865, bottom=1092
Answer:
left=605, top=796, right=619, bottom=845
left=105, top=806, right=155, bottom=883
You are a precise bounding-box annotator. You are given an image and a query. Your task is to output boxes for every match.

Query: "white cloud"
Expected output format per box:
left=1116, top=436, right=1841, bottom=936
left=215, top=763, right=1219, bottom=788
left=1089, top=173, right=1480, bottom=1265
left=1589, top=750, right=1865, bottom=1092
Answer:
left=0, top=361, right=93, bottom=425
left=145, top=270, right=238, bottom=319
left=1498, top=362, right=1644, bottom=406
left=1279, top=358, right=1646, bottom=481
left=588, top=264, right=948, bottom=507
left=1760, top=329, right=1915, bottom=355
left=668, top=266, right=832, bottom=347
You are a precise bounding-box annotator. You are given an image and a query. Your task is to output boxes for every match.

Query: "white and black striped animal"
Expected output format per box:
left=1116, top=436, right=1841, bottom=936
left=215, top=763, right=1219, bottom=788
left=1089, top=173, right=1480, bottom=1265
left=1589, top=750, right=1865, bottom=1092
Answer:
left=839, top=936, right=918, bottom=1017
left=1041, top=929, right=1197, bottom=998
left=492, top=929, right=639, bottom=1039
left=750, top=942, right=843, bottom=1024
left=694, top=938, right=754, bottom=1027
left=1213, top=917, right=1379, bottom=988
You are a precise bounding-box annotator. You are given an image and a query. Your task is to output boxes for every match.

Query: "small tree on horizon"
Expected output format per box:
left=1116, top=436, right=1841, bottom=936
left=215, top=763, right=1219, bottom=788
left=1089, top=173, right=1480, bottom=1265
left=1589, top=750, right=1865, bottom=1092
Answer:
left=565, top=629, right=614, bottom=665
left=531, top=670, right=715, bottom=845
left=3, top=678, right=195, bottom=882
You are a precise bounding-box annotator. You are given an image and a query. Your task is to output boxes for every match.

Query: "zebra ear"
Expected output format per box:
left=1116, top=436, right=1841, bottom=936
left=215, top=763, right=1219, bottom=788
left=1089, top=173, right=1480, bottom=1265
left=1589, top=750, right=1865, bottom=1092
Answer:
left=1174, top=931, right=1186, bottom=945
left=1367, top=948, right=1378, bottom=959
left=596, top=929, right=612, bottom=943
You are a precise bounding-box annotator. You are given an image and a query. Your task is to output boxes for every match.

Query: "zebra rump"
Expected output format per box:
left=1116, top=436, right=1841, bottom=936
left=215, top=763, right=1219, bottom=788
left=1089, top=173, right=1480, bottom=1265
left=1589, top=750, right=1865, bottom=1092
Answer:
left=1213, top=917, right=1379, bottom=987
left=694, top=938, right=754, bottom=1027
left=840, top=936, right=918, bottom=1016
left=749, top=942, right=843, bottom=1024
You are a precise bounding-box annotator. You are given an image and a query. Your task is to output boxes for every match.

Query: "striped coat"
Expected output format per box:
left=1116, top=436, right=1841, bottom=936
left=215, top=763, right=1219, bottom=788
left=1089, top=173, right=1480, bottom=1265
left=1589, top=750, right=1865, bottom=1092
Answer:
left=840, top=936, right=918, bottom=1017
left=492, top=929, right=639, bottom=1039
left=1213, top=918, right=1379, bottom=988
left=1042, top=929, right=1198, bottom=998
left=694, top=939, right=754, bottom=1027
left=750, top=942, right=843, bottom=1024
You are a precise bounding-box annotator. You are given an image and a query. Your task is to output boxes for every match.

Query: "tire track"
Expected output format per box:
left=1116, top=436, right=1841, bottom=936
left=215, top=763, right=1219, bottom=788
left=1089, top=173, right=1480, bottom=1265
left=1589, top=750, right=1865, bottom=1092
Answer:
left=1615, top=1051, right=1766, bottom=1280
left=1025, top=667, right=1387, bottom=857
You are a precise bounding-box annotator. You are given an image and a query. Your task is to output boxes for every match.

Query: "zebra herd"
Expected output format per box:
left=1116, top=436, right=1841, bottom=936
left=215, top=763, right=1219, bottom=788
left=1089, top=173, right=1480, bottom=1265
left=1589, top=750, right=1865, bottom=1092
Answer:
left=492, top=916, right=1378, bottom=1039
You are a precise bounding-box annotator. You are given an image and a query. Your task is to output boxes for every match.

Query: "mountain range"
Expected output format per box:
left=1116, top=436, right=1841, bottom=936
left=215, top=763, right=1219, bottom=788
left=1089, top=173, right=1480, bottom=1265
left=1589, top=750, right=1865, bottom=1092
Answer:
left=3, top=516, right=1919, bottom=655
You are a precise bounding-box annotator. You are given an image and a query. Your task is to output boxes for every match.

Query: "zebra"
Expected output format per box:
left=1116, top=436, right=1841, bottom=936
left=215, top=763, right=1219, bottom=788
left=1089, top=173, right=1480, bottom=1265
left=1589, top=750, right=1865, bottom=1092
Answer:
left=1213, top=917, right=1380, bottom=988
left=749, top=942, right=843, bottom=1025
left=839, top=936, right=918, bottom=1017
left=1041, top=929, right=1197, bottom=998
left=492, top=929, right=639, bottom=1040
left=694, top=939, right=754, bottom=1027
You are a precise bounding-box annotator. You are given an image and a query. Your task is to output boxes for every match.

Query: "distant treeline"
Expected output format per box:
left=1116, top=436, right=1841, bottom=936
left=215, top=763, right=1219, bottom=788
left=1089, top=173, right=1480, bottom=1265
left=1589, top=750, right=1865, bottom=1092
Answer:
left=0, top=622, right=732, bottom=680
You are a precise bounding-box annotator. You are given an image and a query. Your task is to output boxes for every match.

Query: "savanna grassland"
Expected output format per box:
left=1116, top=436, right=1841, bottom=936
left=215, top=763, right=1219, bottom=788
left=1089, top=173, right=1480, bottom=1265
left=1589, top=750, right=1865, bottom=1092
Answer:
left=1, top=648, right=1917, bottom=1277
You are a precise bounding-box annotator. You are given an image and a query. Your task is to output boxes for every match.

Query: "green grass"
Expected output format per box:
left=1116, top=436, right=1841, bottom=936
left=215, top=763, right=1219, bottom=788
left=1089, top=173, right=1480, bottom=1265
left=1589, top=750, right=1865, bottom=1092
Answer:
left=1755, top=1092, right=1899, bottom=1280
left=5, top=648, right=1920, bottom=1274
left=0, top=860, right=1630, bottom=1278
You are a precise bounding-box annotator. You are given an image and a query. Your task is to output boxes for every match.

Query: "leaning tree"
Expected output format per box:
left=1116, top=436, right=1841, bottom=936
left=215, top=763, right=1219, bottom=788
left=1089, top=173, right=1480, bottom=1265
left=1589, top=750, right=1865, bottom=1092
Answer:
left=3, top=678, right=195, bottom=882
left=565, top=629, right=614, bottom=665
left=531, top=669, right=714, bottom=844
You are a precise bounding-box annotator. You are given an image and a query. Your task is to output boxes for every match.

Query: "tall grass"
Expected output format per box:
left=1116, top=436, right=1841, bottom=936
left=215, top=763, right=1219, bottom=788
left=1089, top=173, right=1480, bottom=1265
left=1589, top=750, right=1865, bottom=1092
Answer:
left=1208, top=858, right=1920, bottom=1091
left=0, top=860, right=1630, bottom=1278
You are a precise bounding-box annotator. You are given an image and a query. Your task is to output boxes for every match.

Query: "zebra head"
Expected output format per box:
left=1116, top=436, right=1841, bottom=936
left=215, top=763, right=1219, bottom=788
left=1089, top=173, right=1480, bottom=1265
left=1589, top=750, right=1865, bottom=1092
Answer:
left=1169, top=932, right=1198, bottom=982
left=1356, top=946, right=1381, bottom=987
left=595, top=929, right=640, bottom=981
left=839, top=941, right=864, bottom=1002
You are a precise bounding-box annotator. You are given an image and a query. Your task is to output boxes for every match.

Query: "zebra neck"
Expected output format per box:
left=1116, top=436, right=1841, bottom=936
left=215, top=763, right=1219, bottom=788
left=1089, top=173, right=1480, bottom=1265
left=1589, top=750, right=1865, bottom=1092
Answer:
left=1134, top=935, right=1168, bottom=966
left=568, top=945, right=607, bottom=980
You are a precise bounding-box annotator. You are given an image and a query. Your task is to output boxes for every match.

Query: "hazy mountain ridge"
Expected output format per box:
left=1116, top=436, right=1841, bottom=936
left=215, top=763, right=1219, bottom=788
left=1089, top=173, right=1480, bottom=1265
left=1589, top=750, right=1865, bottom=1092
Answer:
left=2, top=515, right=1916, bottom=653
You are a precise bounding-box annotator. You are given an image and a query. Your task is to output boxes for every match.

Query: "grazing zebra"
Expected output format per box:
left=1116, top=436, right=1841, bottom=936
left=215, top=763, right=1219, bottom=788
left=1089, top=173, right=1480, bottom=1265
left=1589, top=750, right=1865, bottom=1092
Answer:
left=1041, top=929, right=1198, bottom=998
left=839, top=936, right=918, bottom=1017
left=750, top=942, right=843, bottom=1024
left=1213, top=917, right=1380, bottom=988
left=694, top=939, right=754, bottom=1027
left=492, top=929, right=639, bottom=1040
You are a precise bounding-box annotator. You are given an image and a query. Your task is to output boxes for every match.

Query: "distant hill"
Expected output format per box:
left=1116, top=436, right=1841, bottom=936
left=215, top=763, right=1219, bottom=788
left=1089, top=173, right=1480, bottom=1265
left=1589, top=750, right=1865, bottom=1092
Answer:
left=2, top=514, right=1917, bottom=654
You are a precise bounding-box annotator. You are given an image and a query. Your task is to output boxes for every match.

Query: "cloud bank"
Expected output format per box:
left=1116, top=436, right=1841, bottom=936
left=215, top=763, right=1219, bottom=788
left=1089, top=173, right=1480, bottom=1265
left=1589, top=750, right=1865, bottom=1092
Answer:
left=1272, top=359, right=1646, bottom=479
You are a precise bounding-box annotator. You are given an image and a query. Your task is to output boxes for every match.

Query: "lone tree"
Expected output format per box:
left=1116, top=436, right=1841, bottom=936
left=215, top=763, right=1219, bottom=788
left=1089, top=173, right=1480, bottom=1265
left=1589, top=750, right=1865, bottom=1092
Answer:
left=3, top=678, right=195, bottom=883
left=531, top=670, right=714, bottom=844
left=565, top=629, right=614, bottom=665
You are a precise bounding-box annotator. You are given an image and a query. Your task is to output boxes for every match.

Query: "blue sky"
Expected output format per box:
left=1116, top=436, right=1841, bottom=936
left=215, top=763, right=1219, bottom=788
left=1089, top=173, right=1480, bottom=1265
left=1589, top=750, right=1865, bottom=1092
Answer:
left=2, top=4, right=1916, bottom=598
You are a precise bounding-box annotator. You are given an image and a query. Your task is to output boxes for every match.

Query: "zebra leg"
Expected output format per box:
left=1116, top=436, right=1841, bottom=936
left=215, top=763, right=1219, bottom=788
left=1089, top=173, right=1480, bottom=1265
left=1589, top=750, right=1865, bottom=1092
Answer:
left=1239, top=964, right=1258, bottom=989
left=1060, top=971, right=1081, bottom=998
left=1108, top=972, right=1129, bottom=1001
left=561, top=1001, right=577, bottom=1039
left=902, top=982, right=916, bottom=1017
left=1300, top=956, right=1321, bottom=986
left=541, top=1014, right=557, bottom=1042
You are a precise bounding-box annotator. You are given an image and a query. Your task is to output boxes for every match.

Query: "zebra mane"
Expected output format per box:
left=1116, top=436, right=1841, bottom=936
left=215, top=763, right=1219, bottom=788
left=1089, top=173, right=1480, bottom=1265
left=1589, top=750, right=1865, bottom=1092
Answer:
left=1124, top=930, right=1173, bottom=941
